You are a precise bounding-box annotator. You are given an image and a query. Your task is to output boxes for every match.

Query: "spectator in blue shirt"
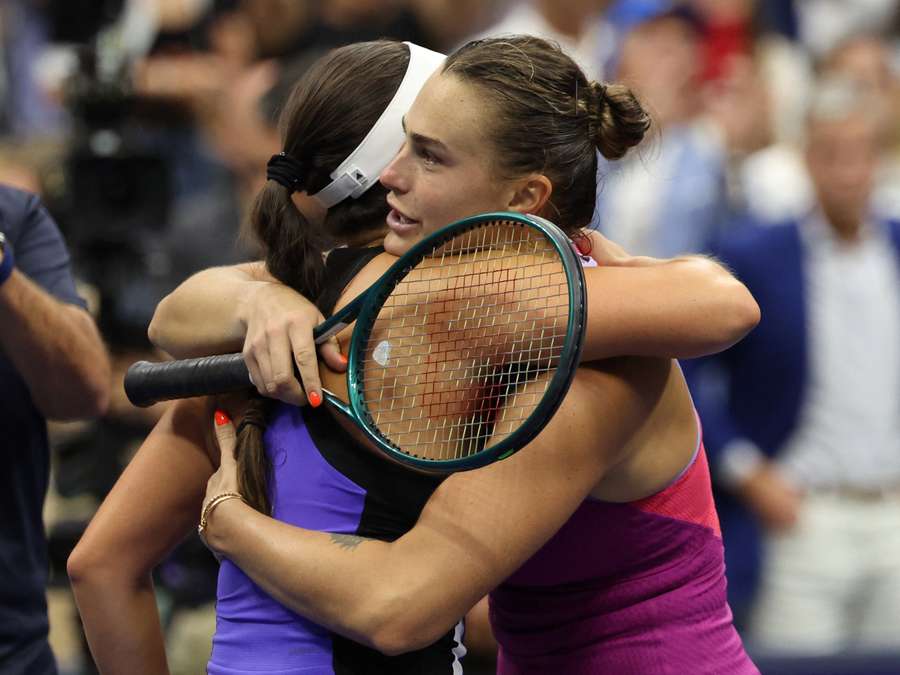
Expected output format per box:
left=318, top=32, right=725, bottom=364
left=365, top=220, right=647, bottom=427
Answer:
left=0, top=184, right=110, bottom=673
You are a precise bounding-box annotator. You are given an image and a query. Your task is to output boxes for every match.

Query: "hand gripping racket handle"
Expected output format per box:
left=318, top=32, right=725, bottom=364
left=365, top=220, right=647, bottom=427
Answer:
left=123, top=290, right=366, bottom=409
left=125, top=353, right=251, bottom=407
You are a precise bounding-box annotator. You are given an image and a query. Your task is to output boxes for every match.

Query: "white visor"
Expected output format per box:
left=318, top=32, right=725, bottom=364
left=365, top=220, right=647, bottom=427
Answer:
left=311, top=42, right=445, bottom=209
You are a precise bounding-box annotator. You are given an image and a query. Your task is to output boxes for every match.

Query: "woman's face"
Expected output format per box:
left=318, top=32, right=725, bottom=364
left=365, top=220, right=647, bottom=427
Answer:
left=379, top=72, right=524, bottom=256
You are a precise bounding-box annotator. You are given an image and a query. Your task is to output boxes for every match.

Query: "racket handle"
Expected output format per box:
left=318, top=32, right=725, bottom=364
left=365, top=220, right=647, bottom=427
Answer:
left=125, top=353, right=251, bottom=407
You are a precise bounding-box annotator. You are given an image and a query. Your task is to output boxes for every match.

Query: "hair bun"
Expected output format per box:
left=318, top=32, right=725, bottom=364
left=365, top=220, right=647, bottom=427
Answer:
left=588, top=81, right=651, bottom=160
left=588, top=81, right=607, bottom=112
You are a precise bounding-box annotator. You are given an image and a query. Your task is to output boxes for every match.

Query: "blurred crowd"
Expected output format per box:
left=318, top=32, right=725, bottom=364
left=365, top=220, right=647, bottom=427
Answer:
left=1, top=0, right=899, bottom=673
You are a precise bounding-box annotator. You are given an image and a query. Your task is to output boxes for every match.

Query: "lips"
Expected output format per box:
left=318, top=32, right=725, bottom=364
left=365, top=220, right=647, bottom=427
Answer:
left=386, top=205, right=420, bottom=235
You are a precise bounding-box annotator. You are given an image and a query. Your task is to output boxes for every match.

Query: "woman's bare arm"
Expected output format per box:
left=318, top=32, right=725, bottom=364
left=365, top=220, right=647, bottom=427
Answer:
left=149, top=261, right=272, bottom=358
left=581, top=257, right=759, bottom=360
left=202, top=358, right=667, bottom=655
left=148, top=242, right=757, bottom=408
left=580, top=230, right=759, bottom=359
left=68, top=398, right=215, bottom=675
left=149, top=261, right=344, bottom=406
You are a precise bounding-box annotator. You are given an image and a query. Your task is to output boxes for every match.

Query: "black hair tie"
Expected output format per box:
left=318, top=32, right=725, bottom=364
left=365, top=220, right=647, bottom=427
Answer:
left=236, top=417, right=263, bottom=436
left=236, top=405, right=267, bottom=436
left=266, top=152, right=307, bottom=193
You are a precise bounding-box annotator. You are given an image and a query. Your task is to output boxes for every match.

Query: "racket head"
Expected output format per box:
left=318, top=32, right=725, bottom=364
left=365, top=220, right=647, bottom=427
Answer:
left=344, top=212, right=586, bottom=472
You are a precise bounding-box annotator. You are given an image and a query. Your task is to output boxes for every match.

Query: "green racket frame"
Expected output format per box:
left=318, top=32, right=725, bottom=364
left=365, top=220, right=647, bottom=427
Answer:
left=316, top=211, right=587, bottom=472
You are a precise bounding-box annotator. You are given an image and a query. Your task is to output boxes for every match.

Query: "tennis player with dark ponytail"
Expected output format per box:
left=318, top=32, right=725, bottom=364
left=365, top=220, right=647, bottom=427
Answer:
left=71, top=36, right=759, bottom=675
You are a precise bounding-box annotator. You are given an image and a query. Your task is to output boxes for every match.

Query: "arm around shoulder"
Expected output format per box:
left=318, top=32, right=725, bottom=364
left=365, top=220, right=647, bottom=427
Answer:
left=148, top=261, right=272, bottom=358
left=150, top=260, right=345, bottom=406
left=203, top=361, right=658, bottom=655
left=580, top=230, right=760, bottom=360
left=655, top=254, right=760, bottom=352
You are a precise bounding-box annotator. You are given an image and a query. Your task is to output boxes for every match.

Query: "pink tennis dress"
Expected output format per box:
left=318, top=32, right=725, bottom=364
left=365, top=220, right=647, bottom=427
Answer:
left=490, top=435, right=759, bottom=674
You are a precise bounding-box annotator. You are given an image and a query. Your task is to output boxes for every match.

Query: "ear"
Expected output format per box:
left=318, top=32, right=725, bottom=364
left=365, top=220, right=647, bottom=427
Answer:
left=505, top=174, right=553, bottom=215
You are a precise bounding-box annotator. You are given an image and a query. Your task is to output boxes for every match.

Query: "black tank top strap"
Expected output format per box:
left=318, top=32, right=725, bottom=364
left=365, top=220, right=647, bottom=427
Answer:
left=316, top=246, right=384, bottom=317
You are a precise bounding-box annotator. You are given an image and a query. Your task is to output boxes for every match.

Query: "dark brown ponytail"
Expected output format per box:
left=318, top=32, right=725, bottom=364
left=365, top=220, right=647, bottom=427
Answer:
left=250, top=181, right=331, bottom=304
left=234, top=41, right=412, bottom=514
left=234, top=398, right=275, bottom=514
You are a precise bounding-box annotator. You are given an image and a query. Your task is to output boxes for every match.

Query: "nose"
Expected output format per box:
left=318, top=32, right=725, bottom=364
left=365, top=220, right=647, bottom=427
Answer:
left=380, top=142, right=411, bottom=193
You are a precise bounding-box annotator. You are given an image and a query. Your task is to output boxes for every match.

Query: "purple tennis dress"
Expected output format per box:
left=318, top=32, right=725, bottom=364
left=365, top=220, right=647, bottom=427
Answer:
left=208, top=402, right=465, bottom=675
left=490, top=439, right=759, bottom=674
left=207, top=248, right=465, bottom=674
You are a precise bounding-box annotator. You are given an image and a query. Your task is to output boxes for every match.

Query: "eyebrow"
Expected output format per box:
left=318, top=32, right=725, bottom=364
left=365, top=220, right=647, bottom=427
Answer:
left=401, top=116, right=449, bottom=153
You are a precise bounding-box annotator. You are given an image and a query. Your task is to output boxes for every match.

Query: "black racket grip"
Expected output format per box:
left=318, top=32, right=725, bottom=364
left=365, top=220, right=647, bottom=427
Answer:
left=125, top=353, right=252, bottom=407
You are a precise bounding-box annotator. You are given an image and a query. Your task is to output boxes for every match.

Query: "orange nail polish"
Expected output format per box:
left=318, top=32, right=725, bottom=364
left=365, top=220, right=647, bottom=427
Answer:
left=308, top=391, right=322, bottom=408
left=338, top=353, right=348, bottom=365
left=214, top=410, right=231, bottom=426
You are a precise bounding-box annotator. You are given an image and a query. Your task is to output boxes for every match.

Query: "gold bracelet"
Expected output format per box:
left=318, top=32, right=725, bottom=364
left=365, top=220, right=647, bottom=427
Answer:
left=198, top=492, right=245, bottom=535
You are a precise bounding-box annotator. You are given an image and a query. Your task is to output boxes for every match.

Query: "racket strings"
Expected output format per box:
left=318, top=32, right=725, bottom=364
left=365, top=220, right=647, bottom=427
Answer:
left=358, top=222, right=571, bottom=460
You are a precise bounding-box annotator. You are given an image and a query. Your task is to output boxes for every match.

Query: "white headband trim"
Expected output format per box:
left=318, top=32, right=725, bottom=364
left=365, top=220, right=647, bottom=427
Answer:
left=311, top=42, right=445, bottom=209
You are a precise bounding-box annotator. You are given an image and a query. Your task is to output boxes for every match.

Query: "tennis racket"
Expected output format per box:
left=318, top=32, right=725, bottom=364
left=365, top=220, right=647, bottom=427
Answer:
left=126, top=211, right=586, bottom=472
